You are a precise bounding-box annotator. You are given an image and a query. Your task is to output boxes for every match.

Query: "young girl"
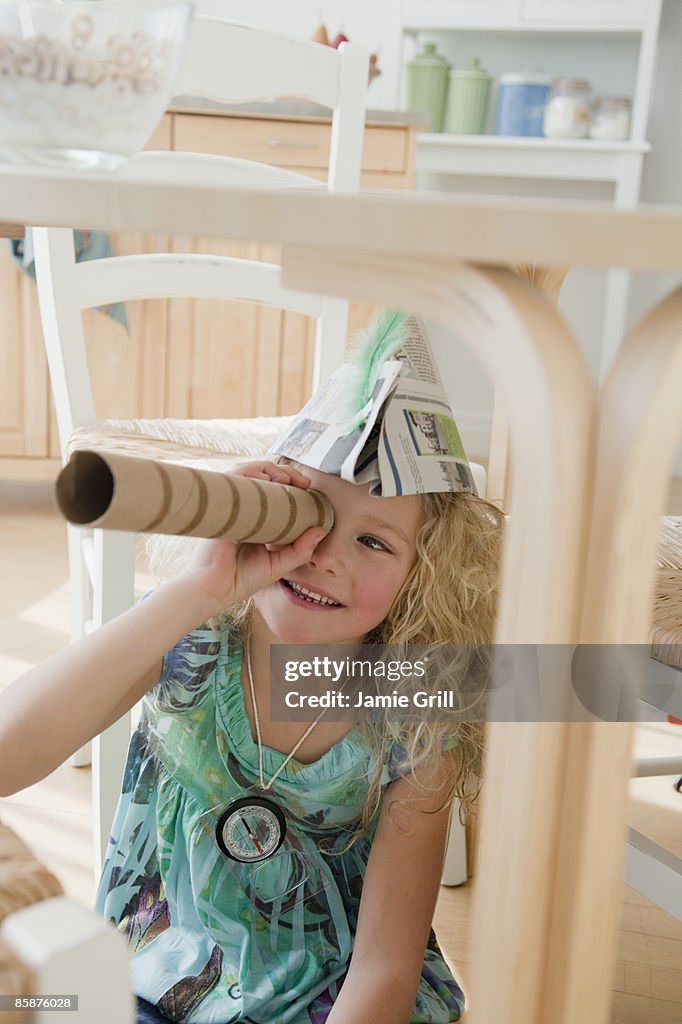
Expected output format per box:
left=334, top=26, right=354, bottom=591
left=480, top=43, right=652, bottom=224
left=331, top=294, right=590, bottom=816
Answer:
left=0, top=454, right=501, bottom=1024
left=0, top=312, right=502, bottom=1024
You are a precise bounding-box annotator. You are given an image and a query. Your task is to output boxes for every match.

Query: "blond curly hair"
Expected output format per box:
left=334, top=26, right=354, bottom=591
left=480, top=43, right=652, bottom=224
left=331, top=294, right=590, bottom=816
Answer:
left=350, top=489, right=502, bottom=846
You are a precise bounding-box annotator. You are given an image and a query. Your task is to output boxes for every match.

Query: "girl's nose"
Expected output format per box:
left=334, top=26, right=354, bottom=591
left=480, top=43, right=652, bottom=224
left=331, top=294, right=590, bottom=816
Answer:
left=307, top=529, right=347, bottom=575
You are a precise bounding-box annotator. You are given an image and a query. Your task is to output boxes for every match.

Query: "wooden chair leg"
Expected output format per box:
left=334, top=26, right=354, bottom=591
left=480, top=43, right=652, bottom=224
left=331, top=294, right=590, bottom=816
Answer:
left=92, top=719, right=133, bottom=873
left=66, top=524, right=93, bottom=769
left=441, top=803, right=467, bottom=887
left=91, top=529, right=136, bottom=872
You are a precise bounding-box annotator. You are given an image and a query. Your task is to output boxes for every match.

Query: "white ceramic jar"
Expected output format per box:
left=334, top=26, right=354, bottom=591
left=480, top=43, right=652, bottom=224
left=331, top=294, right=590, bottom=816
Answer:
left=588, top=97, right=632, bottom=141
left=543, top=78, right=592, bottom=139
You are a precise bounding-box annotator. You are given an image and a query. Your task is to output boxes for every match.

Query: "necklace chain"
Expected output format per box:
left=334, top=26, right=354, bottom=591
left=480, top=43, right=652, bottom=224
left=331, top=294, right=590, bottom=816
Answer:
left=245, top=633, right=338, bottom=792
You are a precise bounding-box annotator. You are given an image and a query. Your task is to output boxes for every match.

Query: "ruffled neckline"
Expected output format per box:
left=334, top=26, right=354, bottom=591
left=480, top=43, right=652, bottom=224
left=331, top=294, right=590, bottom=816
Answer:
left=214, top=628, right=369, bottom=786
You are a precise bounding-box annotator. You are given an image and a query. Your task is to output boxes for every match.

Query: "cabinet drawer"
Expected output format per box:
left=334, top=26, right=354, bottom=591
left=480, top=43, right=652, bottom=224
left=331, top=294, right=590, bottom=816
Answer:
left=173, top=114, right=407, bottom=174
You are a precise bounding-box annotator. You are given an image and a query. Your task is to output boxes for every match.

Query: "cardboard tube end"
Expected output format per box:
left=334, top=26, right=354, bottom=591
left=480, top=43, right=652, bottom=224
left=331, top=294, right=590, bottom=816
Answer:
left=56, top=452, right=115, bottom=526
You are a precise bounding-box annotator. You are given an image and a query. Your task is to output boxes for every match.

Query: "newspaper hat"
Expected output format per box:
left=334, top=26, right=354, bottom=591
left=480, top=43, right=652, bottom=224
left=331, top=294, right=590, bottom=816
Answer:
left=269, top=311, right=477, bottom=498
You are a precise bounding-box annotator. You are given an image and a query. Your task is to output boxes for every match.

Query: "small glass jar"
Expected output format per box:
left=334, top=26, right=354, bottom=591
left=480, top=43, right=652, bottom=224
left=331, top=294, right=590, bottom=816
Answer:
left=543, top=78, right=592, bottom=139
left=588, top=97, right=632, bottom=141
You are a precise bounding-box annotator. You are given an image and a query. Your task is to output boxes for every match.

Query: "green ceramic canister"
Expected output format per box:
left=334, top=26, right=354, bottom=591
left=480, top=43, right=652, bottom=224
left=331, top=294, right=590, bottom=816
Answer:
left=445, top=56, right=491, bottom=134
left=405, top=42, right=450, bottom=132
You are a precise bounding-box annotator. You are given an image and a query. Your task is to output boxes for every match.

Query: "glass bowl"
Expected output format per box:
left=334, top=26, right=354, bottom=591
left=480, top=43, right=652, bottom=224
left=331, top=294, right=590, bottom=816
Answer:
left=0, top=0, right=193, bottom=171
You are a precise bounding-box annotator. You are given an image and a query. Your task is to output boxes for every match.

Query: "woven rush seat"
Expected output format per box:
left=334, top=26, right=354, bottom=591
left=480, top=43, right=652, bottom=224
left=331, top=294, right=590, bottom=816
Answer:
left=67, top=415, right=292, bottom=468
left=0, top=818, right=64, bottom=1017
left=0, top=819, right=63, bottom=923
left=651, top=516, right=682, bottom=670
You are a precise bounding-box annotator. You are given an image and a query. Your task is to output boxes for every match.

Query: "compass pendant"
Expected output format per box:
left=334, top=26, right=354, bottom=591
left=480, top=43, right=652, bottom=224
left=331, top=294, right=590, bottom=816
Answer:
left=215, top=796, right=287, bottom=863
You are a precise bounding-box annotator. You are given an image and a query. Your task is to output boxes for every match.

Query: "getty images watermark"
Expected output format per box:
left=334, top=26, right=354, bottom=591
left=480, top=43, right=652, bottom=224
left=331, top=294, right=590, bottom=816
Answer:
left=269, top=644, right=681, bottom=723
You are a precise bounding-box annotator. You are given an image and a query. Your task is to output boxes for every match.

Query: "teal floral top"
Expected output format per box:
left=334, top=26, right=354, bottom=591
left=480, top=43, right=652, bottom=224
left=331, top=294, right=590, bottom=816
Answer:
left=96, top=626, right=464, bottom=1023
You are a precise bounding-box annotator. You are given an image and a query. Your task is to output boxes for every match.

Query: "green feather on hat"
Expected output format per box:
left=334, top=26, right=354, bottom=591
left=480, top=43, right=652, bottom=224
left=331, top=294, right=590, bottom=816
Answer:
left=337, top=309, right=410, bottom=434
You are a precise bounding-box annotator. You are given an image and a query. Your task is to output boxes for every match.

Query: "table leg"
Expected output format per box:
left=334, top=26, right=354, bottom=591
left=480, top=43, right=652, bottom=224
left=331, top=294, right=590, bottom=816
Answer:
left=582, top=285, right=682, bottom=643
left=533, top=284, right=682, bottom=1021
left=283, top=247, right=603, bottom=1022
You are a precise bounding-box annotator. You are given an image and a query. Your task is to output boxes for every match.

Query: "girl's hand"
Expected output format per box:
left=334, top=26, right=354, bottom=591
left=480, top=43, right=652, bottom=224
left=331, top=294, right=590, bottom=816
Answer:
left=231, top=460, right=312, bottom=489
left=176, top=460, right=327, bottom=619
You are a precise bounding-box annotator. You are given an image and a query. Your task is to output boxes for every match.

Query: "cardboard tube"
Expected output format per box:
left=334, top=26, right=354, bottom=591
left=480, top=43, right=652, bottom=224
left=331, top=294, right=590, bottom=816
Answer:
left=55, top=451, right=334, bottom=543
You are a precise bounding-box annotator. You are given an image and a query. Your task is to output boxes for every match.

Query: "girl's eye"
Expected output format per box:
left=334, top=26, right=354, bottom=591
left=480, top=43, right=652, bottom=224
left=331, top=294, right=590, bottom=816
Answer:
left=359, top=535, right=390, bottom=553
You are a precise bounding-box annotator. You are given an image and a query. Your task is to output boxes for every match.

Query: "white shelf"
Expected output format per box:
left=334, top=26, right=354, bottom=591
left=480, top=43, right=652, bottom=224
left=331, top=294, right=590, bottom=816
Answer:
left=416, top=134, right=650, bottom=181
left=402, top=21, right=643, bottom=34
left=419, top=135, right=649, bottom=151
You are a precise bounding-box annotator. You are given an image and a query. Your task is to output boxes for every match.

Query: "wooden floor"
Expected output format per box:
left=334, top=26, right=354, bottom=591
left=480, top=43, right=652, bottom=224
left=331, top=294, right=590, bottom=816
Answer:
left=1, top=459, right=681, bottom=1021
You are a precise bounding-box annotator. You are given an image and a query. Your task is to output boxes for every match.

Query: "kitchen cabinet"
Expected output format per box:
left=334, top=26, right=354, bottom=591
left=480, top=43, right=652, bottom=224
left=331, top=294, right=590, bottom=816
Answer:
left=172, top=111, right=412, bottom=185
left=1, top=108, right=418, bottom=457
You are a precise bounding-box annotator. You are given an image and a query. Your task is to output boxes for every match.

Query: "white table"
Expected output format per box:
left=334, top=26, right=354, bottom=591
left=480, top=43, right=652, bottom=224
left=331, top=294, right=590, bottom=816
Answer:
left=2, top=163, right=681, bottom=1024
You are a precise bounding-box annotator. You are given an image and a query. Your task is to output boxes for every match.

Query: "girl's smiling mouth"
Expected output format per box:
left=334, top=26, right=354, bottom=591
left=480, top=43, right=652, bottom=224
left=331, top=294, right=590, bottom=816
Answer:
left=280, top=578, right=344, bottom=608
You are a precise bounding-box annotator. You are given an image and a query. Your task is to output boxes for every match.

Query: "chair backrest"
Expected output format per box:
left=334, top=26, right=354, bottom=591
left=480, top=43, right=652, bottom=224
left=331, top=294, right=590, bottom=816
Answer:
left=32, top=17, right=369, bottom=455
left=175, top=18, right=368, bottom=194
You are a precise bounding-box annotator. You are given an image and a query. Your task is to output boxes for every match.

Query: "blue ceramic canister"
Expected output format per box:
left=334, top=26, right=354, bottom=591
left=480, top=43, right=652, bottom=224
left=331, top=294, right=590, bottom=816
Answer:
left=495, top=71, right=551, bottom=137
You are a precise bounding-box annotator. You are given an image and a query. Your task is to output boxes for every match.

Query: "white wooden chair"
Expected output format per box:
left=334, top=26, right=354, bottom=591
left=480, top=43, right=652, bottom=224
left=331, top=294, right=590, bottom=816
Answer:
left=31, top=17, right=369, bottom=872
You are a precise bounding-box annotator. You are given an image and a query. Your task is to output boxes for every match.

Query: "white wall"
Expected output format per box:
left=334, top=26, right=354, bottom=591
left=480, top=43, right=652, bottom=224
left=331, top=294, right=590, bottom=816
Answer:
left=195, top=0, right=682, bottom=468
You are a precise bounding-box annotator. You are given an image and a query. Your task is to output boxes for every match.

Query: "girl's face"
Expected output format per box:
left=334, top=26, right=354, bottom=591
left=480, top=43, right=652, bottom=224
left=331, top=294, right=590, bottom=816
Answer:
left=254, top=466, right=421, bottom=645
